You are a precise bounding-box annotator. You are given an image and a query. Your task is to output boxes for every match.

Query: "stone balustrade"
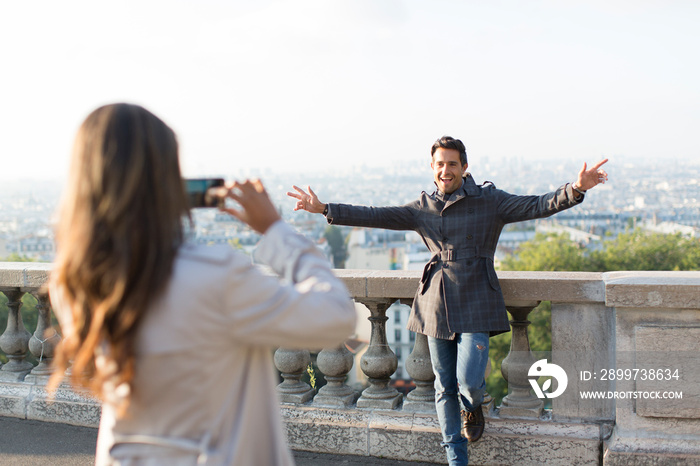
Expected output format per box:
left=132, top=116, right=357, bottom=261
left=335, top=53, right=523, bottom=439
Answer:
left=0, top=263, right=698, bottom=465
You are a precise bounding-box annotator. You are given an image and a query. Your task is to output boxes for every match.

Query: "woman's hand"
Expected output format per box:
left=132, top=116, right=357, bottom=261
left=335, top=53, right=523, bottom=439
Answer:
left=220, top=179, right=281, bottom=234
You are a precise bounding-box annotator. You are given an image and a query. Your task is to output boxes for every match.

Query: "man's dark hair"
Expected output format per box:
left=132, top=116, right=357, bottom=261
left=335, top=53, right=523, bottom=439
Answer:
left=431, top=136, right=467, bottom=166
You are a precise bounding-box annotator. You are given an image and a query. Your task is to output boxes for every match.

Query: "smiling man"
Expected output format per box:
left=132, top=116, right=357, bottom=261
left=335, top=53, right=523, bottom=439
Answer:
left=432, top=144, right=467, bottom=195
left=288, top=136, right=608, bottom=466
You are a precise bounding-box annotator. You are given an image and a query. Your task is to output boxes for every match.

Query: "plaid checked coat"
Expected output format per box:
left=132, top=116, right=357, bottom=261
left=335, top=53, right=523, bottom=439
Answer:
left=326, top=174, right=584, bottom=339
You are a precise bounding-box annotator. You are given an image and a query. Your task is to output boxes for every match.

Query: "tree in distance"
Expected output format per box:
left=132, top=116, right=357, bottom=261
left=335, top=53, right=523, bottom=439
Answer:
left=487, top=228, right=699, bottom=405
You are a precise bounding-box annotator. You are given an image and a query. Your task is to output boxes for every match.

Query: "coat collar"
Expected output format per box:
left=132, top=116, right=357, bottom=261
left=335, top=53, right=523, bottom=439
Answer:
left=434, top=173, right=481, bottom=207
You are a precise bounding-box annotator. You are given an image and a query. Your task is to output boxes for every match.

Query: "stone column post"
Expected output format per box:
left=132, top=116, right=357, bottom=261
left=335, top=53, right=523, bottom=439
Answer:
left=499, top=301, right=543, bottom=417
left=312, top=343, right=357, bottom=407
left=356, top=298, right=402, bottom=409
left=0, top=290, right=33, bottom=381
left=400, top=298, right=436, bottom=413
left=28, top=292, right=61, bottom=378
left=274, top=348, right=315, bottom=404
left=403, top=332, right=436, bottom=412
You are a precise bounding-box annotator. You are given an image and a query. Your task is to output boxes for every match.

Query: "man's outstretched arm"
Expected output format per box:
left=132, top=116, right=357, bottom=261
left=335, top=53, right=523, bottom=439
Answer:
left=497, top=158, right=610, bottom=224
left=287, top=185, right=419, bottom=231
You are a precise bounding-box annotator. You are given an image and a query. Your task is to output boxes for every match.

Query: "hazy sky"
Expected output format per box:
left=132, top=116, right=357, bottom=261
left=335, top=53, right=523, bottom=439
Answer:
left=1, top=0, right=698, bottom=181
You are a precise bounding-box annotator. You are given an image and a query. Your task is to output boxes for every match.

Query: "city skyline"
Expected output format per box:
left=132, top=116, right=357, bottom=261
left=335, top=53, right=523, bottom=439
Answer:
left=1, top=1, right=699, bottom=181
left=2, top=154, right=698, bottom=263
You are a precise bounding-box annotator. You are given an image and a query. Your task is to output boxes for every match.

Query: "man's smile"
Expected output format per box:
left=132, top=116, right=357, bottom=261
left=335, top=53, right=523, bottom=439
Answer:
left=431, top=147, right=467, bottom=194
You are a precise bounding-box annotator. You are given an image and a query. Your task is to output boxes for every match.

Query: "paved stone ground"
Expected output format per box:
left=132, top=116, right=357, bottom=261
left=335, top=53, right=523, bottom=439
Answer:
left=0, top=417, right=441, bottom=465
left=293, top=451, right=440, bottom=465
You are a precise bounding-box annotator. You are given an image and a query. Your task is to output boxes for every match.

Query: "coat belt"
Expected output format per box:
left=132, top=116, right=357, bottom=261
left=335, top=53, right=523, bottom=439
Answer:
left=432, top=247, right=494, bottom=262
left=419, top=247, right=495, bottom=295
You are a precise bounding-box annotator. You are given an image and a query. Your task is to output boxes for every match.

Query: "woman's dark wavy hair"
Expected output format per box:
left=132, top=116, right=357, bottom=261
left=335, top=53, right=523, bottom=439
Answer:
left=48, top=103, right=191, bottom=414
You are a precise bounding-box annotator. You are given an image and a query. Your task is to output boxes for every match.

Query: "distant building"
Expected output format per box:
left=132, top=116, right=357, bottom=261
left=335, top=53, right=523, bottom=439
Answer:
left=346, top=229, right=429, bottom=271
left=0, top=236, right=9, bottom=259
left=346, top=243, right=406, bottom=270
left=536, top=224, right=602, bottom=244
left=16, top=234, right=55, bottom=261
left=402, top=231, right=431, bottom=270
left=640, top=220, right=699, bottom=238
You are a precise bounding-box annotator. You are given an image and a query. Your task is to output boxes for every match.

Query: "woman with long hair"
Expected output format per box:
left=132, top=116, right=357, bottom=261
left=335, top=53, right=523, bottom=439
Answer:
left=48, top=103, right=356, bottom=465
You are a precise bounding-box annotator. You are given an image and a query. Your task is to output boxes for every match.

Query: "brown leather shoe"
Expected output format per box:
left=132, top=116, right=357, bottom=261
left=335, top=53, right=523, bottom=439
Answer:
left=462, top=405, right=485, bottom=442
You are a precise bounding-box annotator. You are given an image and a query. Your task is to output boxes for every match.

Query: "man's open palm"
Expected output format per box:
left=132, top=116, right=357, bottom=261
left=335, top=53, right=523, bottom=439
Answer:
left=287, top=185, right=326, bottom=214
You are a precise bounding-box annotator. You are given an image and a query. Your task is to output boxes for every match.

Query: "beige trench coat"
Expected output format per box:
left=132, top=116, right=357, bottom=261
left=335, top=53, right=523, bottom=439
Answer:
left=53, top=221, right=356, bottom=465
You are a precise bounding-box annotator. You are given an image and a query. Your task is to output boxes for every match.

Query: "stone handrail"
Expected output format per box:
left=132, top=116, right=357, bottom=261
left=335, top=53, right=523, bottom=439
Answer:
left=1, top=263, right=699, bottom=464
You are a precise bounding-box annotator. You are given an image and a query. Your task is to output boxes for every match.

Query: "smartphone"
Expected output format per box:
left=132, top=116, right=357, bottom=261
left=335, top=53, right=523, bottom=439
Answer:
left=184, top=178, right=225, bottom=208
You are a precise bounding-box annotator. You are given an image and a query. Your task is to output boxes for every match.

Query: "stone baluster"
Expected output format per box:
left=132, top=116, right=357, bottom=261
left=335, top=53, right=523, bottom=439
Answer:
left=499, top=301, right=543, bottom=417
left=356, top=298, right=402, bottom=409
left=0, top=290, right=34, bottom=381
left=403, top=332, right=436, bottom=412
left=312, top=343, right=357, bottom=407
left=27, top=292, right=61, bottom=378
left=274, top=348, right=315, bottom=404
left=400, top=299, right=436, bottom=413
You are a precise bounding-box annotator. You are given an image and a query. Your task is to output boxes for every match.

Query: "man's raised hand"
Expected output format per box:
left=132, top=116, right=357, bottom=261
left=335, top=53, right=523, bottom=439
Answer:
left=576, top=159, right=609, bottom=192
left=286, top=185, right=327, bottom=214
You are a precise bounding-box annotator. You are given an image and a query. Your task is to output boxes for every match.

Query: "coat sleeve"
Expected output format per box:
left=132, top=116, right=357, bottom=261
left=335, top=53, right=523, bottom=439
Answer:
left=222, top=220, right=357, bottom=350
left=496, top=183, right=583, bottom=224
left=326, top=201, right=420, bottom=231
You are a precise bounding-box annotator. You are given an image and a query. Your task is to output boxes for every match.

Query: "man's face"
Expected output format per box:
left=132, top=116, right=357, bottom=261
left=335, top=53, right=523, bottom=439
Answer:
left=431, top=147, right=467, bottom=194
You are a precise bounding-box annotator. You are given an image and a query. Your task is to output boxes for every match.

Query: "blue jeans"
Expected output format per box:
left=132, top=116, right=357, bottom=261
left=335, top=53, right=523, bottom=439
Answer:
left=428, top=333, right=490, bottom=466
